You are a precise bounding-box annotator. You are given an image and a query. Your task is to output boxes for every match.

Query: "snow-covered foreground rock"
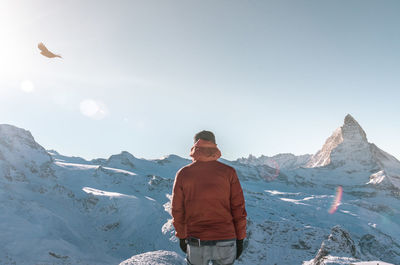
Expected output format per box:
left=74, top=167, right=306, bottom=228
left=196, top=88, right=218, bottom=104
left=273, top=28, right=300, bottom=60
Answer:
left=350, top=260, right=393, bottom=265
left=119, top=250, right=185, bottom=265
left=1, top=115, right=399, bottom=265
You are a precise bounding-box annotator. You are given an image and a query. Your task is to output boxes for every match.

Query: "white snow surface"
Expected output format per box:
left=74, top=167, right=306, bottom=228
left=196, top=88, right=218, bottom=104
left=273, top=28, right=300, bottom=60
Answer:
left=350, top=260, right=395, bottom=265
left=119, top=250, right=185, bottom=265
left=1, top=117, right=400, bottom=265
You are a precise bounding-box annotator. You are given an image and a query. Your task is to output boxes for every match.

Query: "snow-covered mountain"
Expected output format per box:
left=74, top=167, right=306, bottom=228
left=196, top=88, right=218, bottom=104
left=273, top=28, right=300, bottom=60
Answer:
left=1, top=115, right=400, bottom=265
left=306, top=114, right=370, bottom=169
left=237, top=153, right=312, bottom=170
left=0, top=124, right=186, bottom=265
left=306, top=114, right=400, bottom=190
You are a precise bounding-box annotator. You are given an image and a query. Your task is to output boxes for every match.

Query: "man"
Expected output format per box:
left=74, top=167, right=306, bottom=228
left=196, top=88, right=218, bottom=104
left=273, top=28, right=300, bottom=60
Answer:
left=171, top=130, right=247, bottom=265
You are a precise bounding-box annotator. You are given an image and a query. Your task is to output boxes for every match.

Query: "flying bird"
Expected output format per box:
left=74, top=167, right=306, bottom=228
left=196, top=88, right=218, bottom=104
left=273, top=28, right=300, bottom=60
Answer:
left=38, top=42, right=62, bottom=58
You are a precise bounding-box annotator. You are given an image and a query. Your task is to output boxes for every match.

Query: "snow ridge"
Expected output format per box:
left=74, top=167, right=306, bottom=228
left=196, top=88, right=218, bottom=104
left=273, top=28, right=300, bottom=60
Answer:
left=237, top=153, right=312, bottom=170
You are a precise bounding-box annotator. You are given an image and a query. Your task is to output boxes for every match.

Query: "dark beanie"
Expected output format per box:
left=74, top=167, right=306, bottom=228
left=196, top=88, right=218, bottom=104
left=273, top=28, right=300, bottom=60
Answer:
left=194, top=130, right=216, bottom=144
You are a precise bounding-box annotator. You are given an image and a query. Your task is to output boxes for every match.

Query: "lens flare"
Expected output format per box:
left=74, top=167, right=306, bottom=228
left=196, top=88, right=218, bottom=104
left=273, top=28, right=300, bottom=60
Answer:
left=79, top=99, right=108, bottom=120
left=329, top=186, right=343, bottom=214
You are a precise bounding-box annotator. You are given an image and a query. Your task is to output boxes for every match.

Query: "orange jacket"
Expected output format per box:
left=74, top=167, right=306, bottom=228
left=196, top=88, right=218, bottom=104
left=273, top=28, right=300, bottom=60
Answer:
left=171, top=140, right=247, bottom=240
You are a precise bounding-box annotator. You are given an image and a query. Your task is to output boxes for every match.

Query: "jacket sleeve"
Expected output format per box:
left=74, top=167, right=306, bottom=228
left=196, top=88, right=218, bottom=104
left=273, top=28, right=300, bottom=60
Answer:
left=171, top=169, right=187, bottom=239
left=230, top=168, right=247, bottom=240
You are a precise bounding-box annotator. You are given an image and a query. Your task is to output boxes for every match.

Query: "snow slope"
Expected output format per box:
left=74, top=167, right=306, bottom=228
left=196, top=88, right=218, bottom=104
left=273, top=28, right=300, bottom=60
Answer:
left=1, top=115, right=400, bottom=265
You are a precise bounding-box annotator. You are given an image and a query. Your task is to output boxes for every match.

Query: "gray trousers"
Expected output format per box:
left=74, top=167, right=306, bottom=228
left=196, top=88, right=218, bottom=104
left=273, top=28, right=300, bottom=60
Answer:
left=186, top=239, right=236, bottom=265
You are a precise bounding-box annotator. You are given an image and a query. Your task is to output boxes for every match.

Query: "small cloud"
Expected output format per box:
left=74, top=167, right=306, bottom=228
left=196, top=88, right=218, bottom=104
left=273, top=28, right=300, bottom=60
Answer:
left=20, top=80, right=35, bottom=93
left=79, top=99, right=108, bottom=120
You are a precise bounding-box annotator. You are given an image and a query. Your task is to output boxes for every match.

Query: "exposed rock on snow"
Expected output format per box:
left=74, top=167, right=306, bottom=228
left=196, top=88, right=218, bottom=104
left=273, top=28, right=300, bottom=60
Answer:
left=359, top=233, right=400, bottom=262
left=307, top=225, right=359, bottom=265
left=367, top=170, right=394, bottom=189
left=119, top=250, right=185, bottom=265
left=0, top=124, right=54, bottom=181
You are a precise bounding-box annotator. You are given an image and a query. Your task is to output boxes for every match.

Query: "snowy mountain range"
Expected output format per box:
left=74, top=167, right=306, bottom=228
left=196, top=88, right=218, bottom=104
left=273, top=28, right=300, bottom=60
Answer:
left=236, top=153, right=312, bottom=170
left=1, top=114, right=399, bottom=265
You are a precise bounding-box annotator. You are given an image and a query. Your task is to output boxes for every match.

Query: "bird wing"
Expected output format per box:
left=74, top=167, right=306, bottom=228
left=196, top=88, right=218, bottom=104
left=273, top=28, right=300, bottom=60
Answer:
left=38, top=42, right=50, bottom=52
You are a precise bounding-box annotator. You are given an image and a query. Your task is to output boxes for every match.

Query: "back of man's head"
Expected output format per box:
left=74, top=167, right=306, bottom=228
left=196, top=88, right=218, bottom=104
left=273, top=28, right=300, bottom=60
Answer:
left=194, top=130, right=216, bottom=144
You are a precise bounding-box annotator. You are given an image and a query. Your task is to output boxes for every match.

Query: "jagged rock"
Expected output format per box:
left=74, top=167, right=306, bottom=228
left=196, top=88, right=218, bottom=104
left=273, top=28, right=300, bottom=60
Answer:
left=147, top=175, right=173, bottom=190
left=310, top=225, right=360, bottom=265
left=359, top=233, right=400, bottom=262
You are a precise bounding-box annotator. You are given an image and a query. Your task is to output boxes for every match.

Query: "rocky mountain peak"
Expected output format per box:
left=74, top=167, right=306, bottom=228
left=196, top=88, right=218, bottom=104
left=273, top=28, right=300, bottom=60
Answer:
left=306, top=115, right=371, bottom=168
left=0, top=124, right=51, bottom=161
left=342, top=114, right=368, bottom=142
left=0, top=124, right=53, bottom=180
left=1, top=124, right=36, bottom=145
left=105, top=151, right=137, bottom=169
left=306, top=115, right=400, bottom=190
left=344, top=114, right=357, bottom=125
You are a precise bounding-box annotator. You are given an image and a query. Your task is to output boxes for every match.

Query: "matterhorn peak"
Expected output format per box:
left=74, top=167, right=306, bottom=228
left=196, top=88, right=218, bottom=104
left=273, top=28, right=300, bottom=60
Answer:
left=306, top=115, right=400, bottom=187
left=344, top=113, right=356, bottom=123
left=342, top=114, right=368, bottom=142
left=306, top=115, right=372, bottom=168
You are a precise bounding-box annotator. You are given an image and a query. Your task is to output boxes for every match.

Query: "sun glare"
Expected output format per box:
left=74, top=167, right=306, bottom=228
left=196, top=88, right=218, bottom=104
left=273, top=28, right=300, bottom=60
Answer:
left=20, top=80, right=35, bottom=93
left=80, top=99, right=108, bottom=120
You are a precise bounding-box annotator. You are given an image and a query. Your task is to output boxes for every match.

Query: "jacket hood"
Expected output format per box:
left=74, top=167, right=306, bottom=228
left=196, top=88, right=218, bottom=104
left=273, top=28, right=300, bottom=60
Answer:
left=190, top=139, right=221, bottom=162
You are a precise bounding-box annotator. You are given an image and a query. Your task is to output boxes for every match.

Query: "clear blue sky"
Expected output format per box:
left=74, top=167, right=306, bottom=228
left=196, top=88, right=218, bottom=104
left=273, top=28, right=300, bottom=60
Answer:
left=1, top=0, right=399, bottom=161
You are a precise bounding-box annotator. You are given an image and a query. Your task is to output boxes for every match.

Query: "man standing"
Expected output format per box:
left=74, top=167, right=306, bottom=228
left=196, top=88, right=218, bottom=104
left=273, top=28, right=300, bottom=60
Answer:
left=171, top=130, right=247, bottom=265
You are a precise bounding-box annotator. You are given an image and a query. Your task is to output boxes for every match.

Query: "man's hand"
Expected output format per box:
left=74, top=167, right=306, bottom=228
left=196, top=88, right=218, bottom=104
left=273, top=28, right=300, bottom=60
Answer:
left=236, top=239, right=243, bottom=259
left=179, top=238, right=187, bottom=253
